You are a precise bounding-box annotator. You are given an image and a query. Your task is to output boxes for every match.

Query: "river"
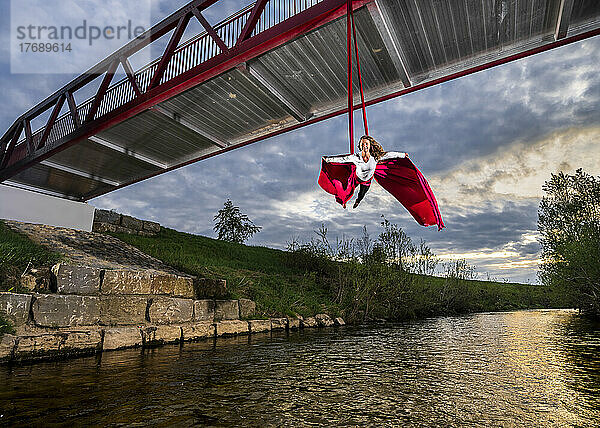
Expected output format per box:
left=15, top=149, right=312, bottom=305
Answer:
left=1, top=309, right=599, bottom=426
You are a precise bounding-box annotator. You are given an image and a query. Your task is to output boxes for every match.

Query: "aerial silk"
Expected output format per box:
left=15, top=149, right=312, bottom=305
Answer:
left=317, top=0, right=445, bottom=231
left=318, top=152, right=445, bottom=230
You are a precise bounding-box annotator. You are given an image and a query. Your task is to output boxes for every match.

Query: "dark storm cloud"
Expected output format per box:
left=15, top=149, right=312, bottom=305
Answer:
left=431, top=200, right=539, bottom=253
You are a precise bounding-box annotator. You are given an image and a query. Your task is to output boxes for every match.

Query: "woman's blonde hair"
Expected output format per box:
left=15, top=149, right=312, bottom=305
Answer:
left=359, top=135, right=386, bottom=161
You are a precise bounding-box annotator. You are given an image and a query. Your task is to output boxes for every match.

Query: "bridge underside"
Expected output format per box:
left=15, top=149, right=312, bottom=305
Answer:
left=1, top=0, right=599, bottom=201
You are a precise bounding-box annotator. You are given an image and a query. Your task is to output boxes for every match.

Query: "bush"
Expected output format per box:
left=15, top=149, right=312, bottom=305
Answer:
left=538, top=169, right=600, bottom=317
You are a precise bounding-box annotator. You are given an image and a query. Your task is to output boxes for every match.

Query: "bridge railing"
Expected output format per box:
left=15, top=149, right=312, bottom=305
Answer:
left=2, top=0, right=324, bottom=169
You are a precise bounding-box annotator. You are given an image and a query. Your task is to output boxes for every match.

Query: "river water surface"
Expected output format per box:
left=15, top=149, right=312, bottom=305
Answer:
left=1, top=309, right=599, bottom=426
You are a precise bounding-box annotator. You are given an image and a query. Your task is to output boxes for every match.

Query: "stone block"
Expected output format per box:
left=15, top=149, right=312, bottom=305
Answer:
left=102, top=327, right=142, bottom=350
left=151, top=274, right=195, bottom=298
left=99, top=296, right=147, bottom=325
left=194, top=300, right=215, bottom=321
left=148, top=297, right=193, bottom=324
left=0, top=334, right=16, bottom=362
left=143, top=221, right=161, bottom=234
left=14, top=333, right=62, bottom=360
left=315, top=314, right=334, bottom=327
left=20, top=274, right=37, bottom=292
left=195, top=278, right=227, bottom=299
left=113, top=225, right=132, bottom=234
left=141, top=325, right=182, bottom=346
left=334, top=317, right=346, bottom=326
left=94, top=209, right=121, bottom=225
left=121, top=215, right=144, bottom=231
left=92, top=222, right=117, bottom=234
left=52, top=264, right=102, bottom=295
left=302, top=317, right=318, bottom=328
left=215, top=320, right=249, bottom=336
left=32, top=294, right=99, bottom=328
left=102, top=270, right=152, bottom=295
left=214, top=300, right=239, bottom=321
left=238, top=299, right=256, bottom=319
left=102, top=270, right=194, bottom=298
left=60, top=328, right=103, bottom=354
left=248, top=319, right=271, bottom=333
left=182, top=322, right=215, bottom=341
left=270, top=318, right=288, bottom=330
left=29, top=267, right=52, bottom=292
left=0, top=292, right=32, bottom=327
left=287, top=318, right=301, bottom=329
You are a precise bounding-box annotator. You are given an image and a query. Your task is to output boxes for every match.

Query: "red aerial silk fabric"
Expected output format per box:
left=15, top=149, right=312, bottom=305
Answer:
left=318, top=156, right=445, bottom=231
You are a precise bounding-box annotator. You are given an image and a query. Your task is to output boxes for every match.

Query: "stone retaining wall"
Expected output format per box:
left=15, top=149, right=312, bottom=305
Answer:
left=92, top=209, right=161, bottom=236
left=1, top=290, right=344, bottom=363
left=0, top=220, right=345, bottom=364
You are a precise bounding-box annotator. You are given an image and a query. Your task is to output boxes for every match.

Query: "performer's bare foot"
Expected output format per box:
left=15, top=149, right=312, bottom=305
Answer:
left=343, top=202, right=347, bottom=209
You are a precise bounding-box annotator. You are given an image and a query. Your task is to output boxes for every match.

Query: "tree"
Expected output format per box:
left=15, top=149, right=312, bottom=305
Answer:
left=378, top=215, right=415, bottom=271
left=415, top=239, right=440, bottom=276
left=538, top=169, right=600, bottom=317
left=213, top=199, right=261, bottom=244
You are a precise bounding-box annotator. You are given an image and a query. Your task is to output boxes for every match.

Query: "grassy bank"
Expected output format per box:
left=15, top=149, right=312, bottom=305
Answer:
left=0, top=221, right=63, bottom=292
left=111, top=227, right=570, bottom=322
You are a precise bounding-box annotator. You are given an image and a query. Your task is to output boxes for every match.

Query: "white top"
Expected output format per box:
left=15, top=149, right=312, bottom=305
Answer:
left=355, top=153, right=377, bottom=182
left=323, top=151, right=407, bottom=183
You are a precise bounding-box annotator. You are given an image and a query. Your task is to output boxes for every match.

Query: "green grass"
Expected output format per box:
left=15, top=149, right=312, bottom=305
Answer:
left=0, top=220, right=63, bottom=291
left=111, top=227, right=570, bottom=322
left=112, top=227, right=296, bottom=276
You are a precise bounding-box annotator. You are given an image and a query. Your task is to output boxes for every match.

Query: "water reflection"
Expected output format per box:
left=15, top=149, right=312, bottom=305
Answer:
left=1, top=310, right=598, bottom=426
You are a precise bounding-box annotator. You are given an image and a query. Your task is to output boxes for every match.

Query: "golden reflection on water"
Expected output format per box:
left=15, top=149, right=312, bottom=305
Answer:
left=0, top=310, right=598, bottom=426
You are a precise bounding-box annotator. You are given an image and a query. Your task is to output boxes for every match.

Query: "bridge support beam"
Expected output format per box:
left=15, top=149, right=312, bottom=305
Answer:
left=88, top=135, right=168, bottom=170
left=555, top=0, right=575, bottom=40
left=2, top=181, right=82, bottom=201
left=39, top=160, right=120, bottom=187
left=368, top=0, right=411, bottom=88
left=151, top=106, right=228, bottom=148
left=238, top=62, right=312, bottom=122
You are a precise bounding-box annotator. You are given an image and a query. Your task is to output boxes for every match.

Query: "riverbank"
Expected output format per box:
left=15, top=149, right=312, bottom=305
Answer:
left=1, top=216, right=570, bottom=326
left=109, top=226, right=570, bottom=322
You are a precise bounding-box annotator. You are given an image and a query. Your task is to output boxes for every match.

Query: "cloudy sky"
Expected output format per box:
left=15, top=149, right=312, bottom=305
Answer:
left=1, top=1, right=599, bottom=284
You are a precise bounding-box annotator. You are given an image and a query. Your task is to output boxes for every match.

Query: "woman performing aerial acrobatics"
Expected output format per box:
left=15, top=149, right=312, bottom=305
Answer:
left=322, top=135, right=385, bottom=209
left=318, top=135, right=445, bottom=231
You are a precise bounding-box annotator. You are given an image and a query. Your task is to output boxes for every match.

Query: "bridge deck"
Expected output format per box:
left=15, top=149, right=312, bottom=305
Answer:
left=1, top=0, right=599, bottom=201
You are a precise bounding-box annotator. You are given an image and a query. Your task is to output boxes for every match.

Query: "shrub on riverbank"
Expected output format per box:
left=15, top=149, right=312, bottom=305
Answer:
left=0, top=221, right=63, bottom=291
left=111, top=222, right=569, bottom=323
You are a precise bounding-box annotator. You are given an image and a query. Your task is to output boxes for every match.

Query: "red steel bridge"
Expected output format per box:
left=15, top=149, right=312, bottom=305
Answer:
left=1, top=0, right=599, bottom=201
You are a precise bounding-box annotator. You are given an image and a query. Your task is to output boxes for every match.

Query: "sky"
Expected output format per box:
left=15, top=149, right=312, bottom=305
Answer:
left=1, top=0, right=599, bottom=284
